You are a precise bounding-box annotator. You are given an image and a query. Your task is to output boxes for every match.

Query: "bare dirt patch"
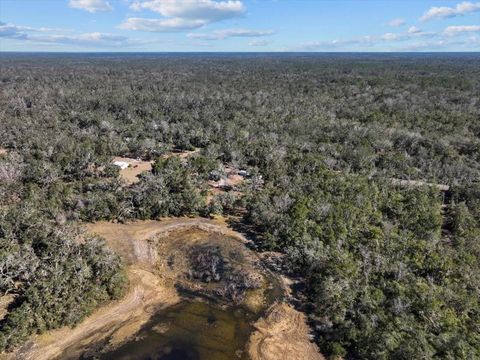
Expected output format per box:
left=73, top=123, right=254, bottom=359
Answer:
left=0, top=149, right=7, bottom=157
left=208, top=165, right=245, bottom=190
left=0, top=295, right=14, bottom=322
left=88, top=218, right=268, bottom=309
left=248, top=303, right=324, bottom=360
left=112, top=157, right=153, bottom=185
left=112, top=149, right=200, bottom=185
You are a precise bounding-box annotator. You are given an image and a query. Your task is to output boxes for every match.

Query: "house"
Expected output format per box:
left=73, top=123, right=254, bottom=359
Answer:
left=113, top=160, right=130, bottom=170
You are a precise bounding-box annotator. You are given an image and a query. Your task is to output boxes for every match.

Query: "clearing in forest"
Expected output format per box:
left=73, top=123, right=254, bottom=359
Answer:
left=8, top=218, right=322, bottom=360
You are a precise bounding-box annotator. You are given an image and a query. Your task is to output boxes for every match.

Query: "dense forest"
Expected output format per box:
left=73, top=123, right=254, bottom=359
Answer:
left=0, top=53, right=479, bottom=358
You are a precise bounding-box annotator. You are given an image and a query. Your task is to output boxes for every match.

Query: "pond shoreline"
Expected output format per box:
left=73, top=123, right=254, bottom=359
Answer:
left=4, top=218, right=322, bottom=360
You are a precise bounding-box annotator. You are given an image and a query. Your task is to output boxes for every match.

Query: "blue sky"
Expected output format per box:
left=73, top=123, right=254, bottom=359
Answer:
left=0, top=0, right=479, bottom=51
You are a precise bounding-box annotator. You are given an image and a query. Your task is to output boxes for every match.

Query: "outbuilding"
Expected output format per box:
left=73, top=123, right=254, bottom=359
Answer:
left=113, top=160, right=130, bottom=170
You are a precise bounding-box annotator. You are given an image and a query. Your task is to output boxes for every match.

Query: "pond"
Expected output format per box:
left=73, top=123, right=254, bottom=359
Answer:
left=67, top=226, right=285, bottom=360
left=78, top=269, right=284, bottom=360
left=94, top=300, right=256, bottom=360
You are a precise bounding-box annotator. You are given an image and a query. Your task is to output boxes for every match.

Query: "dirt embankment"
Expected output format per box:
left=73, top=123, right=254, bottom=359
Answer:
left=11, top=269, right=179, bottom=360
left=248, top=303, right=324, bottom=360
left=0, top=295, right=14, bottom=322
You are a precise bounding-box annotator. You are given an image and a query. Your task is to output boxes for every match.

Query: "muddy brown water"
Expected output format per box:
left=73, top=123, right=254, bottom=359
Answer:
left=91, top=300, right=254, bottom=360
left=75, top=267, right=283, bottom=360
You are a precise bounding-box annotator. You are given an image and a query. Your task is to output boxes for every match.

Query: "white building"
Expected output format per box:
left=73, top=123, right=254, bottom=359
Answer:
left=113, top=160, right=130, bottom=170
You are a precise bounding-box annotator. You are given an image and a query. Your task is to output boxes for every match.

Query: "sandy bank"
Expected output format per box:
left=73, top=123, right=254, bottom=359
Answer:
left=248, top=303, right=324, bottom=360
left=11, top=269, right=179, bottom=360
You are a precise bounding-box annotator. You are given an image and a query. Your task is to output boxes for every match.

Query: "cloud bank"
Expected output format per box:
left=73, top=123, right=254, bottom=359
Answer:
left=122, top=0, right=245, bottom=32
left=444, top=25, right=480, bottom=35
left=69, top=0, right=113, bottom=13
left=420, top=1, right=480, bottom=21
left=0, top=22, right=133, bottom=47
left=187, top=28, right=274, bottom=40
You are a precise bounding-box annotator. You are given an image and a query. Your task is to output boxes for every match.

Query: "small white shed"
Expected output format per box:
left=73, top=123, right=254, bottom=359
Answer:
left=113, top=161, right=130, bottom=170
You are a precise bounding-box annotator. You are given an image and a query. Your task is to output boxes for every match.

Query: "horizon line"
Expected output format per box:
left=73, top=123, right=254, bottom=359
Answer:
left=1, top=51, right=480, bottom=54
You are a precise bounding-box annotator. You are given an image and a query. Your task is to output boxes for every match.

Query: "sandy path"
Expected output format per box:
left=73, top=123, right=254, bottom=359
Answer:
left=13, top=269, right=178, bottom=360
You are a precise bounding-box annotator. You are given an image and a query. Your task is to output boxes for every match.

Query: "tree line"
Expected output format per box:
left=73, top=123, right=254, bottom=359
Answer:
left=0, top=53, right=479, bottom=358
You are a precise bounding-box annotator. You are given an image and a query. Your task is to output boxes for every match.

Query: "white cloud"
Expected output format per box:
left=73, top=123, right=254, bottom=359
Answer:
left=0, top=22, right=137, bottom=48
left=420, top=1, right=480, bottom=21
left=190, top=41, right=215, bottom=47
left=122, top=0, right=245, bottom=32
left=248, top=39, right=269, bottom=46
left=443, top=25, right=480, bottom=35
left=297, top=33, right=478, bottom=51
left=0, top=22, right=29, bottom=40
left=296, top=27, right=441, bottom=51
left=381, top=32, right=400, bottom=41
left=129, top=1, right=143, bottom=11
left=33, top=32, right=129, bottom=47
left=408, top=26, right=422, bottom=34
left=0, top=22, right=70, bottom=37
left=69, top=0, right=113, bottom=13
left=397, top=36, right=480, bottom=51
left=119, top=17, right=205, bottom=32
left=380, top=28, right=435, bottom=42
left=187, top=28, right=274, bottom=40
left=297, top=37, right=375, bottom=51
left=388, top=18, right=406, bottom=27
left=131, top=0, right=245, bottom=20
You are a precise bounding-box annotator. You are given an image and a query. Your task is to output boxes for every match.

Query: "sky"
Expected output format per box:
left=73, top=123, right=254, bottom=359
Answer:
left=0, top=0, right=479, bottom=52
